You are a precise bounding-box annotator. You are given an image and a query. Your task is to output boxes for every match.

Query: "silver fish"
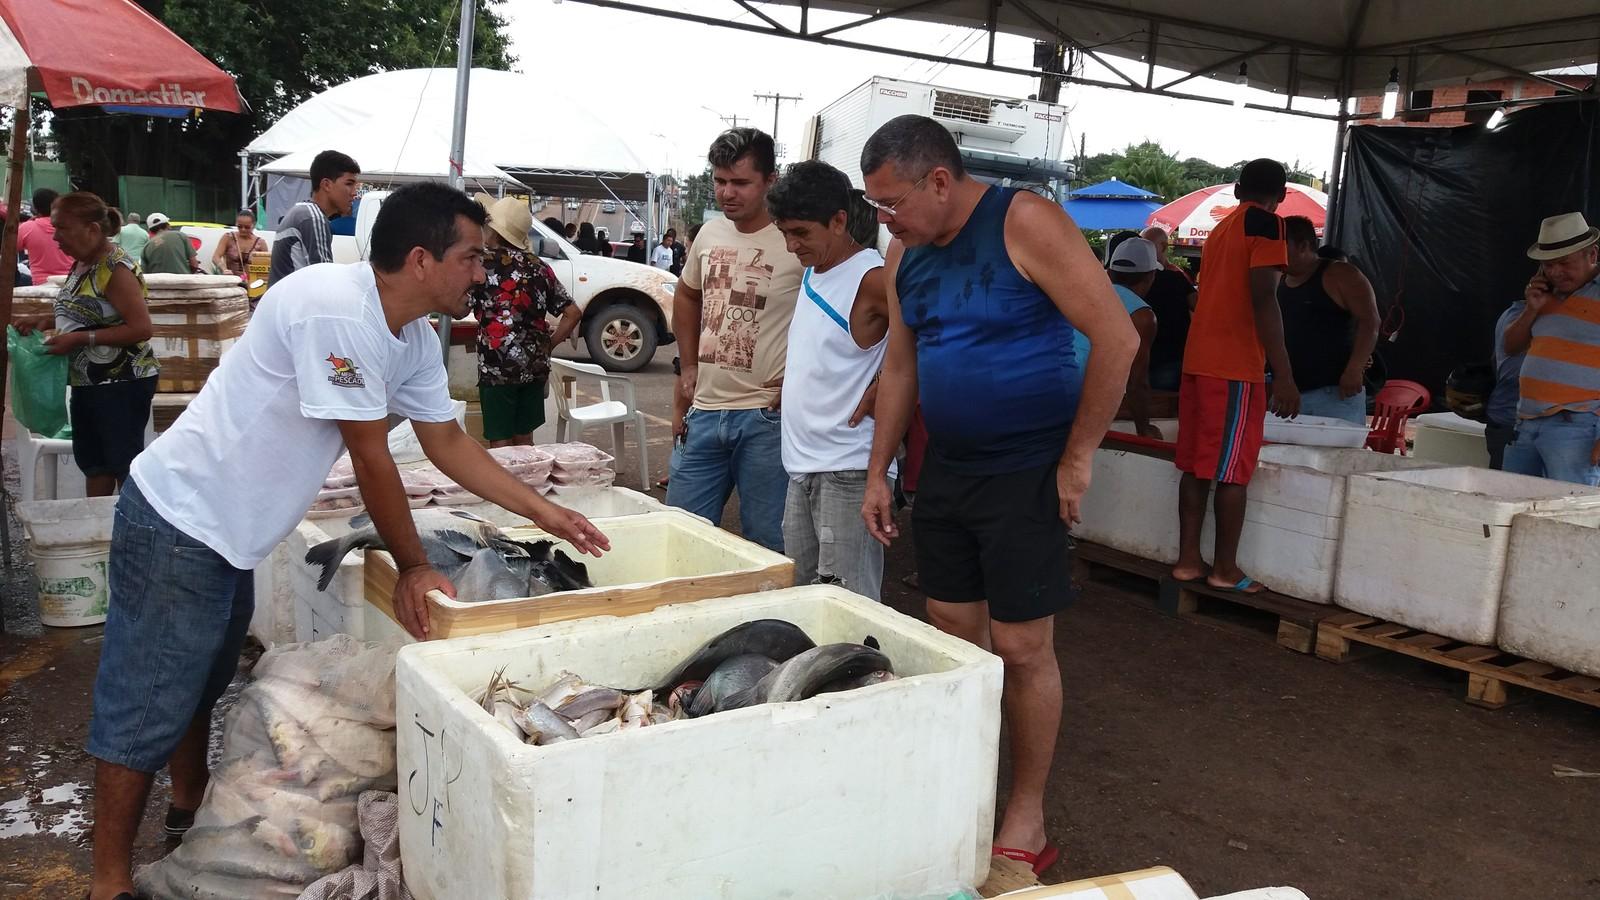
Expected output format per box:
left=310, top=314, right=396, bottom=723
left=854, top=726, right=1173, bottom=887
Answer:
left=455, top=547, right=533, bottom=603
left=651, top=619, right=817, bottom=691
left=305, top=508, right=525, bottom=591
left=558, top=687, right=625, bottom=721
left=717, top=643, right=893, bottom=713
left=571, top=708, right=612, bottom=734
left=687, top=653, right=779, bottom=718
left=510, top=700, right=581, bottom=745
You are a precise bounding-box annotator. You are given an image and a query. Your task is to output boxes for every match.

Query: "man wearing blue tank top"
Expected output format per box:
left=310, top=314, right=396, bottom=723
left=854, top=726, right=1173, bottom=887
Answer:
left=860, top=115, right=1140, bottom=875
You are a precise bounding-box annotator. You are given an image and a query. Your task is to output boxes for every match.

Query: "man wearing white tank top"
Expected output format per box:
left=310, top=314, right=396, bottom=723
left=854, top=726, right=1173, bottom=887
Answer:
left=766, top=161, right=894, bottom=600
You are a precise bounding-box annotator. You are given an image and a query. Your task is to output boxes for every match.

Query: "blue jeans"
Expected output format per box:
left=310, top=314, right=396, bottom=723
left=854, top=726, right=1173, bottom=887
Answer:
left=1503, top=412, right=1600, bottom=486
left=1298, top=386, right=1367, bottom=424
left=666, top=407, right=788, bottom=551
left=87, top=480, right=255, bottom=772
left=783, top=471, right=886, bottom=601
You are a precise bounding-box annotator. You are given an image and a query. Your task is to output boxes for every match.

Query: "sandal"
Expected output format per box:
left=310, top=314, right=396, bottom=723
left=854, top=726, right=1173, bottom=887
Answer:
left=993, top=841, right=1060, bottom=876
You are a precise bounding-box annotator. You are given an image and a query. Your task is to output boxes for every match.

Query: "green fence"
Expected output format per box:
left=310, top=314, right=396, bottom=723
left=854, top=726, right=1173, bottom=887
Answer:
left=117, top=175, right=235, bottom=224
left=1, top=159, right=72, bottom=210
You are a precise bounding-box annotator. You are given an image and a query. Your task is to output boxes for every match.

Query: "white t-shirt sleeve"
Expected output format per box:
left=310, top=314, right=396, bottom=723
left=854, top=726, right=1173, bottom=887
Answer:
left=292, top=315, right=393, bottom=421
left=390, top=336, right=457, bottom=423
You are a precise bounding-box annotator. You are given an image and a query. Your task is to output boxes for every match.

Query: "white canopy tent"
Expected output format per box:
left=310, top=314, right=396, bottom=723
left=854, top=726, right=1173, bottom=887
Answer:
left=246, top=68, right=659, bottom=202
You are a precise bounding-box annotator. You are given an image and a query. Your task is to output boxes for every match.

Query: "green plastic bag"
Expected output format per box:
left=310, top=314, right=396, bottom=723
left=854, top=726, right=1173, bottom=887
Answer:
left=7, top=326, right=71, bottom=439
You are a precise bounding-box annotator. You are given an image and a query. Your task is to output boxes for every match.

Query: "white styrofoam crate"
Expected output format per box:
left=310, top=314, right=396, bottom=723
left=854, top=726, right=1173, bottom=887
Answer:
left=1075, top=419, right=1181, bottom=563
left=1498, top=509, right=1600, bottom=676
left=1335, top=467, right=1600, bottom=643
left=396, top=586, right=1003, bottom=900
left=1412, top=412, right=1490, bottom=468
left=1199, top=446, right=1440, bottom=603
left=274, top=487, right=671, bottom=643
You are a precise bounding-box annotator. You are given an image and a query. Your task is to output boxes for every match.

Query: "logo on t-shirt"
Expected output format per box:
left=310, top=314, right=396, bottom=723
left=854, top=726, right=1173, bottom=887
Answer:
left=326, top=353, right=365, bottom=388
left=698, top=246, right=773, bottom=373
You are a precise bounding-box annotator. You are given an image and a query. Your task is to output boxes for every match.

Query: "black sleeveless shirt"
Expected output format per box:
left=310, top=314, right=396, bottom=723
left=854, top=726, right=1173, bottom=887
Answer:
left=1277, top=259, right=1353, bottom=391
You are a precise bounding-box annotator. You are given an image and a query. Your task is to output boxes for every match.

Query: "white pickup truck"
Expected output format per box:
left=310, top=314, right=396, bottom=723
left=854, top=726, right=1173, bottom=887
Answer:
left=182, top=194, right=676, bottom=372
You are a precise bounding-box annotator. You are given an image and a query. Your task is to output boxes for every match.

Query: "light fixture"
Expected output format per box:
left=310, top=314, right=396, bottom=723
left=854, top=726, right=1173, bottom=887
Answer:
left=1381, top=66, right=1400, bottom=120
left=1234, top=62, right=1249, bottom=108
left=1486, top=106, right=1507, bottom=130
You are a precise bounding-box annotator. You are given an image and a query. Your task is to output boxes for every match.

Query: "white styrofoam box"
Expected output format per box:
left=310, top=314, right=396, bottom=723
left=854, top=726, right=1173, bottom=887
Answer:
left=1198, top=446, right=1440, bottom=602
left=279, top=487, right=671, bottom=643
left=15, top=497, right=117, bottom=547
left=1262, top=413, right=1369, bottom=448
left=1206, top=890, right=1310, bottom=900
left=1412, top=412, right=1491, bottom=468
left=396, top=586, right=1003, bottom=900
left=1335, top=467, right=1600, bottom=643
left=1075, top=419, right=1181, bottom=562
left=1498, top=509, right=1600, bottom=676
left=994, top=866, right=1197, bottom=899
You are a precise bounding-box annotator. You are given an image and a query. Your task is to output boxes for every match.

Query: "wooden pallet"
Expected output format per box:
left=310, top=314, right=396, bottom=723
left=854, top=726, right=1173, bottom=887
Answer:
left=1072, top=539, right=1336, bottom=653
left=1316, top=612, right=1600, bottom=710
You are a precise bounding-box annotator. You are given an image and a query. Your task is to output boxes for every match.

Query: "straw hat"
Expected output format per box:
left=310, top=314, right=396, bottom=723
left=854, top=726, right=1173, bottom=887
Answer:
left=487, top=196, right=533, bottom=252
left=1527, top=212, right=1600, bottom=261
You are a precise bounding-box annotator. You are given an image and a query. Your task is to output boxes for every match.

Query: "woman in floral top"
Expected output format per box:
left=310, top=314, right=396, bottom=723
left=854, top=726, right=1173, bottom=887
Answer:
left=471, top=196, right=582, bottom=446
left=16, top=192, right=159, bottom=496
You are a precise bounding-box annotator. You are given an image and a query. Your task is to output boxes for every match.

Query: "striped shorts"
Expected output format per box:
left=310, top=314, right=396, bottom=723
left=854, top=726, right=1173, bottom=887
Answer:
left=1175, top=374, right=1266, bottom=485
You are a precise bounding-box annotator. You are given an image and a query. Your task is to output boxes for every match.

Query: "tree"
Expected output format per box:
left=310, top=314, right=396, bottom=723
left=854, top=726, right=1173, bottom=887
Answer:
left=49, top=0, right=517, bottom=205
left=680, top=168, right=714, bottom=226
left=1106, top=141, right=1188, bottom=201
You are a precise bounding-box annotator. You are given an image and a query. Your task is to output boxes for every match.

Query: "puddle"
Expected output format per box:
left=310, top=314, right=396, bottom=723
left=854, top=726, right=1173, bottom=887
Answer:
left=0, top=775, right=90, bottom=841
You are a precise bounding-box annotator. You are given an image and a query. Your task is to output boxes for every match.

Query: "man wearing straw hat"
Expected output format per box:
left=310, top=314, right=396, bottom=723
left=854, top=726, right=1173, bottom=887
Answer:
left=1503, top=212, right=1600, bottom=485
left=471, top=195, right=583, bottom=446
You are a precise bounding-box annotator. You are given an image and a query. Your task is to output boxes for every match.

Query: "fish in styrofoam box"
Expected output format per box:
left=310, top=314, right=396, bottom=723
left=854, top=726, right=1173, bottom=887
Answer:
left=1335, top=467, right=1600, bottom=644
left=395, top=586, right=1003, bottom=900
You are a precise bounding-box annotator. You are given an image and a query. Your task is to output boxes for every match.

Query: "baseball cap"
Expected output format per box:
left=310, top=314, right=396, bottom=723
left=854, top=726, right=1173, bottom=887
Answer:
left=146, top=212, right=170, bottom=229
left=1109, top=237, right=1161, bottom=273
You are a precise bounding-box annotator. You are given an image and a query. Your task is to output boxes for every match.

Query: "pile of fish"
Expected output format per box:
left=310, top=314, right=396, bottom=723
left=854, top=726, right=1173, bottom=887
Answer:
left=480, top=619, right=897, bottom=745
left=304, top=508, right=592, bottom=603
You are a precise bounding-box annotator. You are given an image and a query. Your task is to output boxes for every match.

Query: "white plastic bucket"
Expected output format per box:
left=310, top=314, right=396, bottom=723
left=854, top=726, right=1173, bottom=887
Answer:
left=33, top=544, right=111, bottom=627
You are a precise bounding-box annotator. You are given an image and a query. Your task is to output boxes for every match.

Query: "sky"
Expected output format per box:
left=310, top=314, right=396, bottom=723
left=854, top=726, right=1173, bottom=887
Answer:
left=501, top=0, right=1341, bottom=182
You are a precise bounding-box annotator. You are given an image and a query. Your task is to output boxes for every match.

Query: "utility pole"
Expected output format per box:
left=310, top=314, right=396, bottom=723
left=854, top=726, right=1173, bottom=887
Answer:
left=753, top=91, right=802, bottom=153
left=1033, top=41, right=1067, bottom=104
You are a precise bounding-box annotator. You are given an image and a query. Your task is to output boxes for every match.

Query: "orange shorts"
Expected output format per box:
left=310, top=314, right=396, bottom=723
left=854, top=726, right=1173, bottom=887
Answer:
left=1176, top=373, right=1266, bottom=485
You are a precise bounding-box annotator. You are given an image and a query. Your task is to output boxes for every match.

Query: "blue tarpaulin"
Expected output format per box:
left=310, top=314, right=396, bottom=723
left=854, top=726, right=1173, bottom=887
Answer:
left=1063, top=178, right=1163, bottom=231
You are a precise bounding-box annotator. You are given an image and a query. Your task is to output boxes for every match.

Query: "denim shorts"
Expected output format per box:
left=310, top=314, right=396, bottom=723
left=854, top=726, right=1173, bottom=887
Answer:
left=86, top=480, right=255, bottom=772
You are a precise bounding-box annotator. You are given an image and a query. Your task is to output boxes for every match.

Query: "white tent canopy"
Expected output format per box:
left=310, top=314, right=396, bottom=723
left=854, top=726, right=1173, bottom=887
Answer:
left=247, top=68, right=656, bottom=199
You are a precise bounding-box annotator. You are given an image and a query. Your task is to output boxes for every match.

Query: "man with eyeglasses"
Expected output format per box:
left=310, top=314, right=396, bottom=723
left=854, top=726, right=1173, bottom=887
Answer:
left=859, top=114, right=1139, bottom=876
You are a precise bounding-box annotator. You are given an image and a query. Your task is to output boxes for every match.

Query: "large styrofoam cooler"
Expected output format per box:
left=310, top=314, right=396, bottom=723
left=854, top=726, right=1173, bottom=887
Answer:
left=396, top=586, right=1003, bottom=900
left=1498, top=509, right=1600, bottom=676
left=1075, top=419, right=1181, bottom=562
left=252, top=486, right=671, bottom=646
left=1198, top=446, right=1439, bottom=603
left=1412, top=412, right=1490, bottom=468
left=1335, top=467, right=1600, bottom=643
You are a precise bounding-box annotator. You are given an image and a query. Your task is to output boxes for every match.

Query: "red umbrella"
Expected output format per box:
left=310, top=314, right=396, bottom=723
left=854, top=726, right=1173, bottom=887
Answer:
left=1146, top=182, right=1328, bottom=248
left=0, top=0, right=242, bottom=418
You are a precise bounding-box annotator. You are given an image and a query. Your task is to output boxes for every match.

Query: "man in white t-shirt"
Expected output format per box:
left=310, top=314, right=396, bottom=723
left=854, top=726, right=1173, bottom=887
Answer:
left=651, top=232, right=676, bottom=270
left=83, top=183, right=610, bottom=900
left=668, top=128, right=803, bottom=551
left=767, top=160, right=893, bottom=600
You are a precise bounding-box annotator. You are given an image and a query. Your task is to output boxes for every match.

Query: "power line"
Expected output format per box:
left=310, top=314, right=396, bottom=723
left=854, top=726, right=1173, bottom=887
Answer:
left=753, top=91, right=803, bottom=154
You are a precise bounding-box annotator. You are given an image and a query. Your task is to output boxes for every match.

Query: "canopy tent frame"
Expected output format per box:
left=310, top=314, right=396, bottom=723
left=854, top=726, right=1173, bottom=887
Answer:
left=560, top=0, right=1600, bottom=223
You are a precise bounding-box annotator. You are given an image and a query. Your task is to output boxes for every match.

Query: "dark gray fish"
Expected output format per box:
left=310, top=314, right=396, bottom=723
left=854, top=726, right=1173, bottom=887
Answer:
left=818, top=669, right=898, bottom=694
left=719, top=643, right=893, bottom=711
left=304, top=508, right=522, bottom=591
left=650, top=619, right=817, bottom=692
left=687, top=653, right=779, bottom=718
left=454, top=547, right=531, bottom=603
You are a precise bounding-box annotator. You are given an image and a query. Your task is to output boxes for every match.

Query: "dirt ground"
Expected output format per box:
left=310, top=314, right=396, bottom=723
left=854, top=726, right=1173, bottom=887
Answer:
left=1, top=358, right=1598, bottom=898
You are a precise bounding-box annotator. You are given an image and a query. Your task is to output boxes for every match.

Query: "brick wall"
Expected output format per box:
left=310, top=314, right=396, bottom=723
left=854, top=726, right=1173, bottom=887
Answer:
left=1354, top=76, right=1590, bottom=127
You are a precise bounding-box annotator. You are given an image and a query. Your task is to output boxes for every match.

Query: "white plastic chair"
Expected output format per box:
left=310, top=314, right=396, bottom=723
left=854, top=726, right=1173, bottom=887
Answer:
left=549, top=358, right=648, bottom=489
left=17, top=388, right=157, bottom=501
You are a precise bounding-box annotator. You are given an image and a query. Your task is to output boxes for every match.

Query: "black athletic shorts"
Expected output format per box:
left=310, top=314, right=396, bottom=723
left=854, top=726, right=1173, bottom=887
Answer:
left=911, top=451, right=1075, bottom=623
left=71, top=376, right=157, bottom=479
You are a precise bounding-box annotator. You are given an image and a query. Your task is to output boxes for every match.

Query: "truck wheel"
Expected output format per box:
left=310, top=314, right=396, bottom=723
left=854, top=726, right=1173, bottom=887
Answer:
left=585, top=303, right=658, bottom=373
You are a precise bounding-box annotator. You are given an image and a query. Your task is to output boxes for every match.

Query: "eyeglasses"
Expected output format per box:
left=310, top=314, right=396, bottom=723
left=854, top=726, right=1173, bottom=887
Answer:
left=862, top=173, right=930, bottom=218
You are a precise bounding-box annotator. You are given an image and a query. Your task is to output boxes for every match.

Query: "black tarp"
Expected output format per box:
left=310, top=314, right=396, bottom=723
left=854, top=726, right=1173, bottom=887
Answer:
left=1331, top=99, right=1600, bottom=401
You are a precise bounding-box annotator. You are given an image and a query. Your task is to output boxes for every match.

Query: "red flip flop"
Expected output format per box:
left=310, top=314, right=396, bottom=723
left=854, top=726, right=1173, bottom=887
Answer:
left=993, top=841, right=1060, bottom=875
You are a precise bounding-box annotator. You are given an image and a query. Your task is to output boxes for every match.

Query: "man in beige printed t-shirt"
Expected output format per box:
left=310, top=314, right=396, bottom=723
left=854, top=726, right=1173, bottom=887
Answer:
left=668, top=128, right=802, bottom=551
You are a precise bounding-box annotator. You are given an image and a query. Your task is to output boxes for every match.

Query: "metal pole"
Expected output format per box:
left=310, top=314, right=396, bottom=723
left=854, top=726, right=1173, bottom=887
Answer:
left=646, top=174, right=656, bottom=260
left=238, top=149, right=250, bottom=209
left=441, top=0, right=477, bottom=363
left=1326, top=99, right=1350, bottom=237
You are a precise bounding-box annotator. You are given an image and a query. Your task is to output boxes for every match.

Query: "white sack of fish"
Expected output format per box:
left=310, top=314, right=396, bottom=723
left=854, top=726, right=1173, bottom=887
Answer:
left=304, top=508, right=593, bottom=603
left=477, top=619, right=897, bottom=745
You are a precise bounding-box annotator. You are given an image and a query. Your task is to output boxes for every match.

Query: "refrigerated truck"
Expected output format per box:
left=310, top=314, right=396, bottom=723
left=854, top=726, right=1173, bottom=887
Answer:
left=803, top=76, right=1075, bottom=201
